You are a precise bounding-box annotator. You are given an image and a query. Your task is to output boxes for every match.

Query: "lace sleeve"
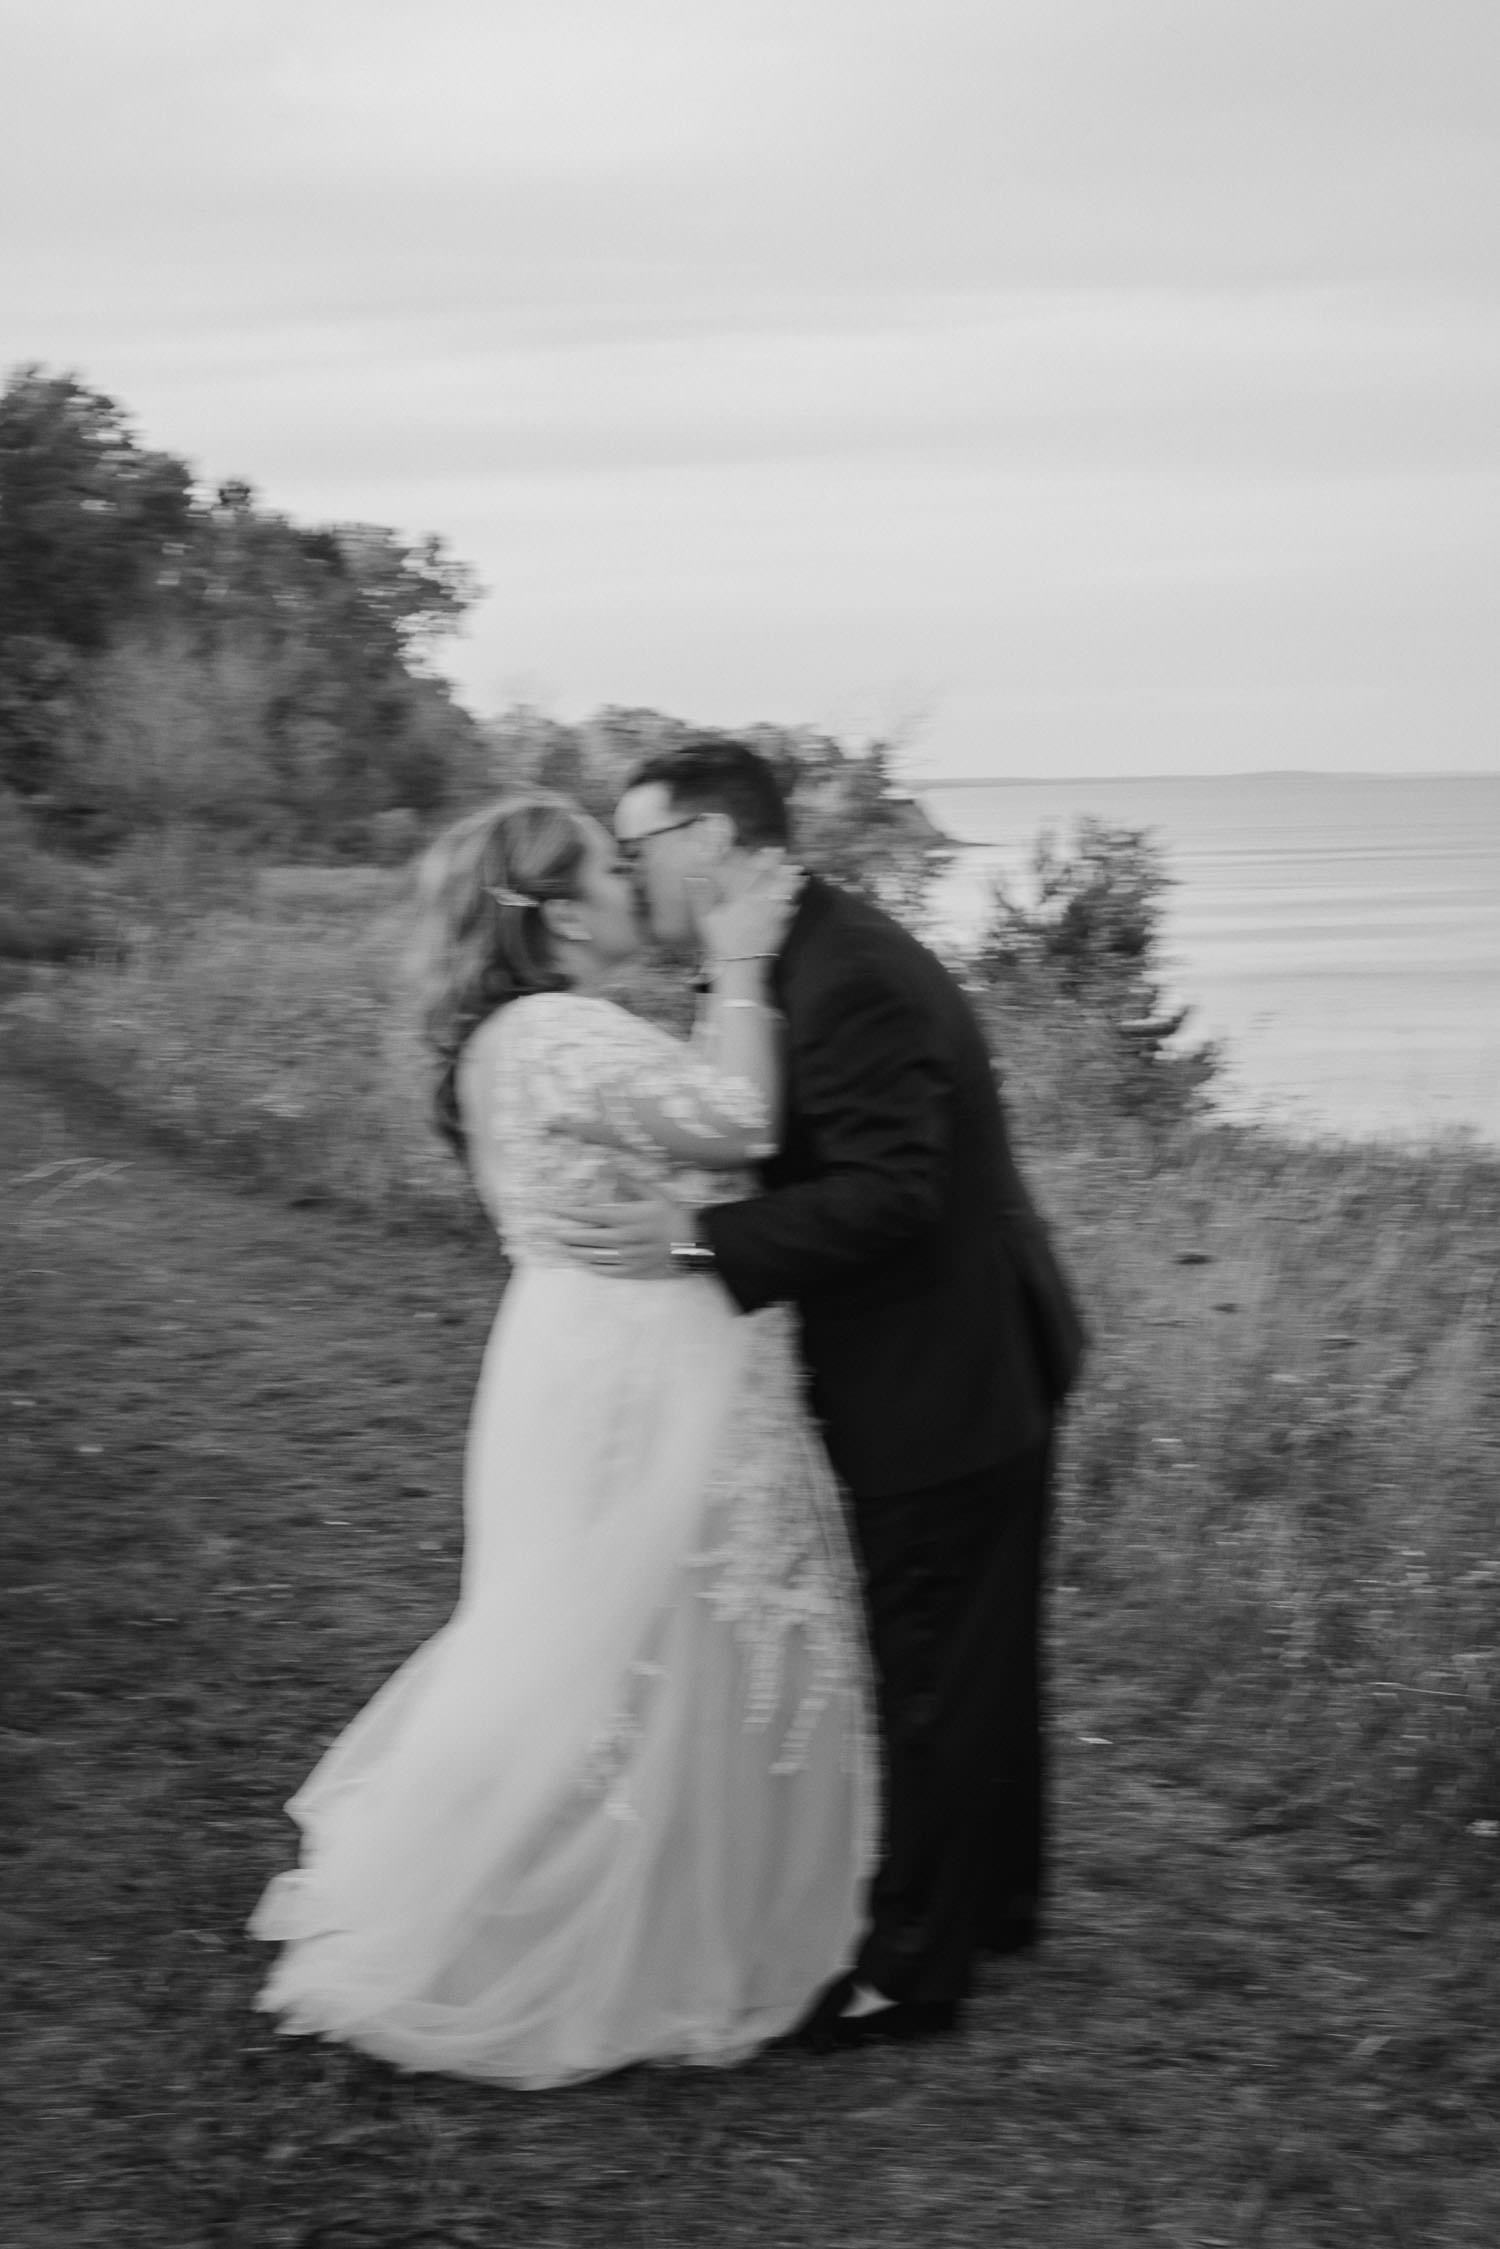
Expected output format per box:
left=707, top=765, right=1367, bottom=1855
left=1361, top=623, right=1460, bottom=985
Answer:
left=520, top=996, right=778, bottom=1170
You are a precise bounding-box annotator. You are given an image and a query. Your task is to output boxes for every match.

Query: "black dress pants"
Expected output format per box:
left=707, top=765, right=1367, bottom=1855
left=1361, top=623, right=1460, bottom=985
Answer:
left=851, top=1438, right=1051, bottom=2006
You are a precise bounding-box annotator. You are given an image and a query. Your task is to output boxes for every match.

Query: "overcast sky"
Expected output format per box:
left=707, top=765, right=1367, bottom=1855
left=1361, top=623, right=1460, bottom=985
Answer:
left=2, top=0, right=1497, bottom=777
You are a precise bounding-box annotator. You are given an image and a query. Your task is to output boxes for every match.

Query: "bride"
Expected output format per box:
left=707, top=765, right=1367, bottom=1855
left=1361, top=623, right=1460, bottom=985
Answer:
left=250, top=791, right=877, bottom=2087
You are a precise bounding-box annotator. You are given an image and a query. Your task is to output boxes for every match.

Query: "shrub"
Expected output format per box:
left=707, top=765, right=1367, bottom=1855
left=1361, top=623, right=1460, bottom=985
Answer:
left=970, top=819, right=1220, bottom=1130
left=0, top=790, right=102, bottom=961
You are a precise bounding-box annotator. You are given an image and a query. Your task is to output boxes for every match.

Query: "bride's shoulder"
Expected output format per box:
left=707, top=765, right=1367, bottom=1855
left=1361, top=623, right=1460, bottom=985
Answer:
left=507, top=989, right=641, bottom=1027
left=463, top=994, right=614, bottom=1115
left=484, top=991, right=665, bottom=1057
left=481, top=989, right=599, bottom=1032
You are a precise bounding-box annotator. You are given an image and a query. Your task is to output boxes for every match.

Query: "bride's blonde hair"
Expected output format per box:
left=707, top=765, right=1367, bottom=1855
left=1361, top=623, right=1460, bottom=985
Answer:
left=410, top=791, right=593, bottom=1154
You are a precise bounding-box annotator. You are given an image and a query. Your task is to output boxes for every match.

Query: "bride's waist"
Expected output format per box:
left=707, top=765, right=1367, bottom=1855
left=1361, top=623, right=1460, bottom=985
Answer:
left=509, top=1258, right=684, bottom=1284
left=504, top=1255, right=792, bottom=1332
left=505, top=1252, right=730, bottom=1302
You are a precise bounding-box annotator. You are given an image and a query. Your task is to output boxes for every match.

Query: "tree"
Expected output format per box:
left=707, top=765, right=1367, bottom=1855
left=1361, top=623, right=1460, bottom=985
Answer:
left=168, top=487, right=485, bottom=846
left=183, top=489, right=476, bottom=670
left=322, top=523, right=479, bottom=665
left=0, top=366, right=486, bottom=851
left=483, top=705, right=953, bottom=917
left=0, top=366, right=195, bottom=655
left=772, top=730, right=951, bottom=920
left=0, top=367, right=195, bottom=795
left=974, top=819, right=1219, bottom=1121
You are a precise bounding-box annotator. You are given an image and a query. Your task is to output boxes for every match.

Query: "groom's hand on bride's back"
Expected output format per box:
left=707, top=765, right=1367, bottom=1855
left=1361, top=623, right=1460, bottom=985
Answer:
left=558, top=1197, right=683, bottom=1279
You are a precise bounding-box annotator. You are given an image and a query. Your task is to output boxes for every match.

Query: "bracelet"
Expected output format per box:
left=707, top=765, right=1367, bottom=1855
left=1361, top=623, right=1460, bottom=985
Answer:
left=709, top=952, right=775, bottom=965
left=720, top=998, right=770, bottom=1012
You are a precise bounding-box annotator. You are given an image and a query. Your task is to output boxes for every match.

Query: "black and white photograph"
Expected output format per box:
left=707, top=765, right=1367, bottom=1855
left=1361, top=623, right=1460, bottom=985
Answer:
left=3, top=4, right=1497, bottom=2244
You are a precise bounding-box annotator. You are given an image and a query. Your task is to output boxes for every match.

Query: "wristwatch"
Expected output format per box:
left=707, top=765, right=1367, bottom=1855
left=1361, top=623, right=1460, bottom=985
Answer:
left=668, top=1232, right=716, bottom=1275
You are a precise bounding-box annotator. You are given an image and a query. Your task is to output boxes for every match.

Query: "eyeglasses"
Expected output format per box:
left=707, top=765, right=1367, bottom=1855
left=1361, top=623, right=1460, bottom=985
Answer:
left=616, top=813, right=706, bottom=866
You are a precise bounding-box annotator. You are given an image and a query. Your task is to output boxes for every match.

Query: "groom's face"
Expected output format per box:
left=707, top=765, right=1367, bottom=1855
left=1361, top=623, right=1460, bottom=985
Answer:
left=615, top=783, right=717, bottom=950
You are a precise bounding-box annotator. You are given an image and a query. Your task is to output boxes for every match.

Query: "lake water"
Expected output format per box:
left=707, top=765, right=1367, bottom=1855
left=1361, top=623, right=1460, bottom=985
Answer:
left=918, top=773, right=1500, bottom=1147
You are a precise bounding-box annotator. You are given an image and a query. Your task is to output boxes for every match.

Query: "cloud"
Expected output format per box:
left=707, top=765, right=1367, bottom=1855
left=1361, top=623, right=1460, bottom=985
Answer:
left=268, top=0, right=806, bottom=178
left=7, top=0, right=1496, bottom=307
left=1, top=0, right=1496, bottom=772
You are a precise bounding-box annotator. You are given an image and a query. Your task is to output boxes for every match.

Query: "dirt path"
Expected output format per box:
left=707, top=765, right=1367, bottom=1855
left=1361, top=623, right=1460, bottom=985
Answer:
left=4, top=1060, right=1497, bottom=2249
left=2, top=1061, right=504, bottom=1756
left=2, top=1065, right=506, bottom=2246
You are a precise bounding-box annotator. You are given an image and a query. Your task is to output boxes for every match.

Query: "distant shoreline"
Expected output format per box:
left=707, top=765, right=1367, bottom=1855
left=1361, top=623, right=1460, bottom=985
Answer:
left=914, top=770, right=1498, bottom=789
left=911, top=769, right=1500, bottom=1146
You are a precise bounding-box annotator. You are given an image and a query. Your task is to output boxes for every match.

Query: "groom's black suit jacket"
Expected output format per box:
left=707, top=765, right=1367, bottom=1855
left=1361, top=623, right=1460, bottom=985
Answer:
left=699, top=875, right=1086, bottom=1502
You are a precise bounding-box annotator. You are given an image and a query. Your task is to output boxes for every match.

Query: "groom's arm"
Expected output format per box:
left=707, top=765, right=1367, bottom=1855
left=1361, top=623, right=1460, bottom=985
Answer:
left=698, top=965, right=950, bottom=1314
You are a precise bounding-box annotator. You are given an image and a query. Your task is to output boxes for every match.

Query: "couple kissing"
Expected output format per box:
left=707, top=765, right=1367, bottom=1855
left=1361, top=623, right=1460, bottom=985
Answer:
left=251, top=733, right=1085, bottom=2086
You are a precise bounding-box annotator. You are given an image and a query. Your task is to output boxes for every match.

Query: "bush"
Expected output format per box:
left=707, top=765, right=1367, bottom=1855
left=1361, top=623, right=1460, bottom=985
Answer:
left=0, top=790, right=102, bottom=961
left=971, top=819, right=1220, bottom=1130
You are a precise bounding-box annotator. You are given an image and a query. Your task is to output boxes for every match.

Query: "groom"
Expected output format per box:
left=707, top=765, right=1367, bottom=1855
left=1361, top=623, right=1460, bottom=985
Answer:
left=565, top=736, right=1085, bottom=2044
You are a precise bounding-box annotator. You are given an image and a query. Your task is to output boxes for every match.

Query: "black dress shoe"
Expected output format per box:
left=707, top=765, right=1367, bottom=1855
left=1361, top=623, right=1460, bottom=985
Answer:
left=830, top=1996, right=962, bottom=2049
left=783, top=1970, right=859, bottom=2052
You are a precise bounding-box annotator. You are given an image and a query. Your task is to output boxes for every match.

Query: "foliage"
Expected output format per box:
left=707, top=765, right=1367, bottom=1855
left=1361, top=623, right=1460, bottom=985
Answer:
left=1, top=793, right=1218, bottom=1208
left=487, top=703, right=954, bottom=920
left=1, top=364, right=954, bottom=894
left=0, top=366, right=195, bottom=659
left=4, top=874, right=471, bottom=1225
left=51, top=618, right=491, bottom=857
left=0, top=366, right=485, bottom=854
left=0, top=788, right=102, bottom=961
left=187, top=486, right=478, bottom=667
left=973, top=818, right=1220, bottom=1127
left=0, top=631, right=82, bottom=803
left=773, top=726, right=953, bottom=921
left=0, top=367, right=194, bottom=802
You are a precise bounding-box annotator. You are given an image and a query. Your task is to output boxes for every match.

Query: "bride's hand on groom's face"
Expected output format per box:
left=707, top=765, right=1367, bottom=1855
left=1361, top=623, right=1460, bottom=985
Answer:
left=557, top=1196, right=681, bottom=1279
left=698, top=855, right=798, bottom=967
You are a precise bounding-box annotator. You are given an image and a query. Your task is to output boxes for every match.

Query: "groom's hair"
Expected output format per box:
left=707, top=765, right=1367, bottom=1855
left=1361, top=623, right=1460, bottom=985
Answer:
left=628, top=734, right=792, bottom=850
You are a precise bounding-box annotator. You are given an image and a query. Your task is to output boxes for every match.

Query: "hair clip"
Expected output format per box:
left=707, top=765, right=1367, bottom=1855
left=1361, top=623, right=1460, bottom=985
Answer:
left=487, top=883, right=536, bottom=910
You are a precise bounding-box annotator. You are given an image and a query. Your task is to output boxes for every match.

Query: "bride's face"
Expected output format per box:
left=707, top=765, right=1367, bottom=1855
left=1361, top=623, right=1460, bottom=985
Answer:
left=567, top=820, right=643, bottom=966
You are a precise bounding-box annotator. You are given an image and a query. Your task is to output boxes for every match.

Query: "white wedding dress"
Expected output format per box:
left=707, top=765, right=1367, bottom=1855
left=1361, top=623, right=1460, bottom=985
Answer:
left=250, top=992, right=877, bottom=2087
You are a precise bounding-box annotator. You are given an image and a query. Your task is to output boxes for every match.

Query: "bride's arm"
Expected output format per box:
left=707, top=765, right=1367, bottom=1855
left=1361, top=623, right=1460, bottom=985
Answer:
left=691, top=857, right=789, bottom=1141
left=564, top=970, right=782, bottom=1171
left=692, top=951, right=782, bottom=1148
left=564, top=1039, right=776, bottom=1170
left=560, top=867, right=792, bottom=1170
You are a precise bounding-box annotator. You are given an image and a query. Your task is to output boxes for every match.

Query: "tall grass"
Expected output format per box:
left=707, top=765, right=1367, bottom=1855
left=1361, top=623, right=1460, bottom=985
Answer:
left=6, top=872, right=473, bottom=1225
left=1050, top=1129, right=1499, bottom=1860
left=5, top=875, right=1498, bottom=1871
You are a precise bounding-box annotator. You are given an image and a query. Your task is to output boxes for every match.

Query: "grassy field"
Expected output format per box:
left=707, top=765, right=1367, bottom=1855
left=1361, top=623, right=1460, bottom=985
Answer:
left=4, top=893, right=1499, bottom=2246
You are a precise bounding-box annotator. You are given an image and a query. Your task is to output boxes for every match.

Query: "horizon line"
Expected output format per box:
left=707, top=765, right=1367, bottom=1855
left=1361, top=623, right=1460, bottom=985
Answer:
left=910, top=768, right=1499, bottom=788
